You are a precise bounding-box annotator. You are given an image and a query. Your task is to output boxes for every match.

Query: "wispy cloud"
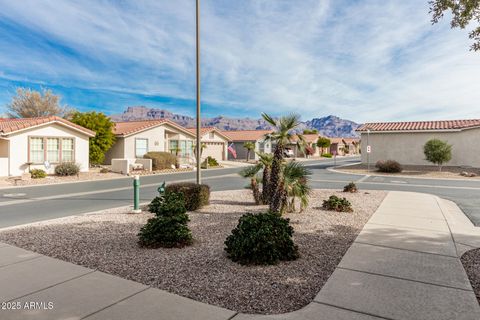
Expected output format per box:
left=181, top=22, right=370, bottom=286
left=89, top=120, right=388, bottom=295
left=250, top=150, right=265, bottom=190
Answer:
left=0, top=0, right=478, bottom=121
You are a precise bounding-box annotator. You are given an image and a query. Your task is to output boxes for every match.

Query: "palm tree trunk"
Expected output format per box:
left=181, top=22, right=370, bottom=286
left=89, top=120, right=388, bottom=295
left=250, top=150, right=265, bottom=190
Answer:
left=269, top=146, right=284, bottom=213
left=262, top=166, right=271, bottom=204
left=251, top=178, right=261, bottom=204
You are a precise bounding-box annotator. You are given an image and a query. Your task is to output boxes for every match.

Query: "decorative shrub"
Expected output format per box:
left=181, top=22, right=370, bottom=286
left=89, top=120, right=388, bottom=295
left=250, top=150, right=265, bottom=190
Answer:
left=54, top=162, right=80, bottom=176
left=144, top=152, right=178, bottom=170
left=321, top=153, right=333, bottom=158
left=100, top=167, right=109, bottom=174
left=138, top=191, right=192, bottom=248
left=207, top=156, right=219, bottom=167
left=224, top=212, right=299, bottom=265
left=343, top=182, right=358, bottom=193
left=322, top=195, right=353, bottom=212
left=30, top=169, right=47, bottom=179
left=375, top=160, right=402, bottom=173
left=165, top=182, right=210, bottom=211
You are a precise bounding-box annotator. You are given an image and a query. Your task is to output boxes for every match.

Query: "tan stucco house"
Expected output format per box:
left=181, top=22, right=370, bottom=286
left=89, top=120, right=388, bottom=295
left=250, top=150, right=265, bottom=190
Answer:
left=105, top=119, right=196, bottom=165
left=0, top=116, right=95, bottom=177
left=289, top=134, right=321, bottom=157
left=186, top=127, right=232, bottom=161
left=226, top=130, right=273, bottom=160
left=357, top=119, right=480, bottom=167
left=329, top=137, right=360, bottom=156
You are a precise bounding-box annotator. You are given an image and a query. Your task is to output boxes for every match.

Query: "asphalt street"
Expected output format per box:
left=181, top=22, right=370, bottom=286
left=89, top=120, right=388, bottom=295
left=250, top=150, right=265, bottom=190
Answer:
left=1, top=156, right=480, bottom=228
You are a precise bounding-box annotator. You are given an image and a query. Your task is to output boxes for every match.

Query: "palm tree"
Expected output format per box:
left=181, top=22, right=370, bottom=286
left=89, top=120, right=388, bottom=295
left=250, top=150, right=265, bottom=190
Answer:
left=243, top=141, right=256, bottom=162
left=238, top=164, right=263, bottom=204
left=262, top=113, right=304, bottom=213
left=282, top=161, right=311, bottom=213
left=256, top=152, right=273, bottom=204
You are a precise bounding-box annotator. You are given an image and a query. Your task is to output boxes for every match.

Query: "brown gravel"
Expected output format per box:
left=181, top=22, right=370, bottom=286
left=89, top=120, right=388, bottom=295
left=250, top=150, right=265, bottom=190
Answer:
left=0, top=189, right=386, bottom=314
left=461, top=248, right=480, bottom=303
left=337, top=163, right=480, bottom=179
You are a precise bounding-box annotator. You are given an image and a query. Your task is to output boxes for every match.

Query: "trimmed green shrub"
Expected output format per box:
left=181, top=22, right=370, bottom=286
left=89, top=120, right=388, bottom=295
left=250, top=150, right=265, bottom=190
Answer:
left=423, top=139, right=452, bottom=171
left=30, top=169, right=47, bottom=179
left=144, top=152, right=178, bottom=170
left=322, top=195, right=353, bottom=212
left=343, top=182, right=358, bottom=193
left=165, top=182, right=210, bottom=211
left=207, top=156, right=219, bottom=167
left=375, top=160, right=402, bottom=173
left=54, top=162, right=80, bottom=176
left=321, top=153, right=333, bottom=158
left=138, top=191, right=192, bottom=248
left=224, top=212, right=299, bottom=265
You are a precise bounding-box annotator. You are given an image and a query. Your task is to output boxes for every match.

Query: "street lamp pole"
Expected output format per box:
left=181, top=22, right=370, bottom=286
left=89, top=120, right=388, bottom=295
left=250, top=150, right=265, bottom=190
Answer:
left=195, top=0, right=201, bottom=184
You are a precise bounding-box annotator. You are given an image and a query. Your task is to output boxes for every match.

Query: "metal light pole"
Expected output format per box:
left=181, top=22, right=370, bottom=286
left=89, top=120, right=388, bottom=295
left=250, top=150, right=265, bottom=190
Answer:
left=195, top=0, right=201, bottom=184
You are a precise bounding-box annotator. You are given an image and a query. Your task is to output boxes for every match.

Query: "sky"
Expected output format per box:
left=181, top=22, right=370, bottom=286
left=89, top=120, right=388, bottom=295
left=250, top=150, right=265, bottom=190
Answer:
left=0, top=0, right=479, bottom=123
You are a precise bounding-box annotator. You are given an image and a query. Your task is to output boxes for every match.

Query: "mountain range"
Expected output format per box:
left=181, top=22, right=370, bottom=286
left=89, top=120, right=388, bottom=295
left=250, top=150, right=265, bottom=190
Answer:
left=110, top=106, right=360, bottom=137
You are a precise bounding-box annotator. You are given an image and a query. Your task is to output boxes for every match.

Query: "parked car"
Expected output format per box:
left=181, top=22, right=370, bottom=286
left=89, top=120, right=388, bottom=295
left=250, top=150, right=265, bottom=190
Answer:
left=284, top=148, right=294, bottom=157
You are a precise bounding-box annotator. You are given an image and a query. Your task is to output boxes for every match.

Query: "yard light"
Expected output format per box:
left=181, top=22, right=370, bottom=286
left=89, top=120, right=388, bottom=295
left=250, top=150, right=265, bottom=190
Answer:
left=133, top=175, right=141, bottom=213
left=195, top=0, right=202, bottom=184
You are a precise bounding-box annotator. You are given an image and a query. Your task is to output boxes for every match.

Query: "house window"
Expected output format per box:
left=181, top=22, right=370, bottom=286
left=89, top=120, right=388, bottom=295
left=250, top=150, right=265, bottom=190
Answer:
left=169, top=140, right=179, bottom=154
left=30, top=137, right=44, bottom=163
left=46, top=138, right=60, bottom=162
left=258, top=142, right=265, bottom=153
left=135, top=138, right=148, bottom=158
left=62, top=138, right=74, bottom=162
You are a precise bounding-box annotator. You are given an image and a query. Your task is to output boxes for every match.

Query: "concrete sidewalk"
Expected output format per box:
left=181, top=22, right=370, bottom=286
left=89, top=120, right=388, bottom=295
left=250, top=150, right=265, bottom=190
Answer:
left=0, top=191, right=479, bottom=319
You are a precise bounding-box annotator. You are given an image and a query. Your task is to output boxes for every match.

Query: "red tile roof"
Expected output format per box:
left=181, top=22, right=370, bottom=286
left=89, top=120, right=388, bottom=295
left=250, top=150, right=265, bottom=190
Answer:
left=114, top=119, right=195, bottom=137
left=224, top=130, right=272, bottom=142
left=290, top=134, right=320, bottom=143
left=186, top=127, right=232, bottom=141
left=329, top=137, right=360, bottom=144
left=357, top=119, right=480, bottom=132
left=0, top=116, right=95, bottom=136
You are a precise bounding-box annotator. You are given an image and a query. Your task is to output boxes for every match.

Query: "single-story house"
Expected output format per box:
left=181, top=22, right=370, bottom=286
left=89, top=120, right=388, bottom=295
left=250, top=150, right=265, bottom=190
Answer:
left=329, top=137, right=361, bottom=156
left=289, top=134, right=321, bottom=157
left=356, top=119, right=480, bottom=167
left=226, top=130, right=273, bottom=160
left=186, top=127, right=231, bottom=161
left=104, top=119, right=196, bottom=165
left=0, top=116, right=95, bottom=177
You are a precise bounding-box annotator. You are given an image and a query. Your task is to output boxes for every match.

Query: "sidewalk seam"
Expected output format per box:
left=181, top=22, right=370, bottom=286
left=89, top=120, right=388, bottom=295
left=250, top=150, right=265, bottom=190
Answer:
left=7, top=269, right=97, bottom=302
left=354, top=241, right=458, bottom=258
left=434, top=197, right=460, bottom=257
left=0, top=255, right=43, bottom=269
left=366, top=222, right=448, bottom=233
left=80, top=286, right=151, bottom=320
left=312, top=301, right=392, bottom=320
left=337, top=266, right=473, bottom=292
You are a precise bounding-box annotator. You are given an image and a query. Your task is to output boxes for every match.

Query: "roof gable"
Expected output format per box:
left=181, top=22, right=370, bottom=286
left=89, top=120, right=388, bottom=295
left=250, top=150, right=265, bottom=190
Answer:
left=0, top=116, right=95, bottom=137
left=114, top=119, right=195, bottom=137
left=223, top=130, right=272, bottom=142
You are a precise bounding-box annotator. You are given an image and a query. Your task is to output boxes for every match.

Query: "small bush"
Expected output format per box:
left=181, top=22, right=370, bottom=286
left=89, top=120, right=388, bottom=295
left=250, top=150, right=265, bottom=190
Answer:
left=321, top=153, right=333, bottom=158
left=322, top=195, right=353, bottom=212
left=100, top=167, right=109, bottom=174
left=375, top=160, right=402, bottom=173
left=224, top=212, right=299, bottom=265
left=138, top=191, right=192, bottom=248
left=207, top=156, right=219, bottom=167
left=54, top=162, right=80, bottom=176
left=343, top=182, right=358, bottom=193
left=30, top=169, right=47, bottom=179
left=165, top=182, right=210, bottom=211
left=144, top=152, right=178, bottom=170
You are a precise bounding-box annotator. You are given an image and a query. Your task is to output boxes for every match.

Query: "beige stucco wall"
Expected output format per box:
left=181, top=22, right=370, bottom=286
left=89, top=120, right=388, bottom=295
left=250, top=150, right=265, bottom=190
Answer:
left=0, top=139, right=9, bottom=176
left=4, top=123, right=90, bottom=176
left=360, top=128, right=480, bottom=167
left=104, top=137, right=125, bottom=164
left=201, top=131, right=228, bottom=160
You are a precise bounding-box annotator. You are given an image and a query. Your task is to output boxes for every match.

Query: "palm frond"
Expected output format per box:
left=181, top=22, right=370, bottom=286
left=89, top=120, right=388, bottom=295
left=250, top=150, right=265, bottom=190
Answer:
left=239, top=164, right=262, bottom=178
left=261, top=113, right=277, bottom=127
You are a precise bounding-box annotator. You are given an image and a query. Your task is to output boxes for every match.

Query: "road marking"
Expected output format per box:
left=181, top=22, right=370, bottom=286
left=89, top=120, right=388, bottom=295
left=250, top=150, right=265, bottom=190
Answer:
left=0, top=174, right=237, bottom=207
left=2, top=193, right=27, bottom=198
left=356, top=175, right=370, bottom=183
left=391, top=180, right=408, bottom=184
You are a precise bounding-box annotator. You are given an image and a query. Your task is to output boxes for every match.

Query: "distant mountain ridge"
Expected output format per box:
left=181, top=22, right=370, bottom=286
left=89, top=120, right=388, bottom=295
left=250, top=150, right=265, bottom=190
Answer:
left=110, top=106, right=360, bottom=137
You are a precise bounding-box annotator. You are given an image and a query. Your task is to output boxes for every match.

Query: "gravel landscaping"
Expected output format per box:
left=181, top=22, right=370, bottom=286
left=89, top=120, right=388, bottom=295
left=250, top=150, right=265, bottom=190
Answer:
left=337, top=163, right=480, bottom=179
left=461, top=248, right=480, bottom=303
left=0, top=189, right=386, bottom=314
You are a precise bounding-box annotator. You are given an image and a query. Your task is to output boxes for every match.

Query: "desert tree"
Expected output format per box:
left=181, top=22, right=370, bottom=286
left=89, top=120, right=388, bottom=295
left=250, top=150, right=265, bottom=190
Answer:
left=423, top=138, right=452, bottom=171
left=317, top=137, right=331, bottom=154
left=243, top=141, right=256, bottom=162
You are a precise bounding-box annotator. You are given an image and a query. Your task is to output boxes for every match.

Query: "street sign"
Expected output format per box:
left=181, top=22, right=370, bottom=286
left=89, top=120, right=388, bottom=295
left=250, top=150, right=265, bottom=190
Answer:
left=366, top=145, right=371, bottom=153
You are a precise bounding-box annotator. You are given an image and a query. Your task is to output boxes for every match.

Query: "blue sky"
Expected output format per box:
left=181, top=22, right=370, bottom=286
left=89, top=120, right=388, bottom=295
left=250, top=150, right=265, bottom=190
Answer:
left=0, top=0, right=479, bottom=122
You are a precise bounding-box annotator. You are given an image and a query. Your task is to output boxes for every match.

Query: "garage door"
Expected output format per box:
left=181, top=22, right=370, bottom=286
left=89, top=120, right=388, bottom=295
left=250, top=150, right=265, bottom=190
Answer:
left=203, top=142, right=225, bottom=161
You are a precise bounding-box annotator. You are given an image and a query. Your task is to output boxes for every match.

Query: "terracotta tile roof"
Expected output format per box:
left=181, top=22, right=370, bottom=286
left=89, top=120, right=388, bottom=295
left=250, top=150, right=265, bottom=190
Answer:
left=357, top=119, right=480, bottom=132
left=290, top=134, right=319, bottom=143
left=329, top=137, right=360, bottom=144
left=186, top=127, right=232, bottom=141
left=224, top=130, right=273, bottom=142
left=0, top=116, right=95, bottom=136
left=113, top=119, right=194, bottom=137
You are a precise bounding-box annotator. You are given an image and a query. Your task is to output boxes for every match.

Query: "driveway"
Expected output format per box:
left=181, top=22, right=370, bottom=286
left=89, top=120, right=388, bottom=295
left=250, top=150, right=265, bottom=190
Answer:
left=1, top=156, right=480, bottom=227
